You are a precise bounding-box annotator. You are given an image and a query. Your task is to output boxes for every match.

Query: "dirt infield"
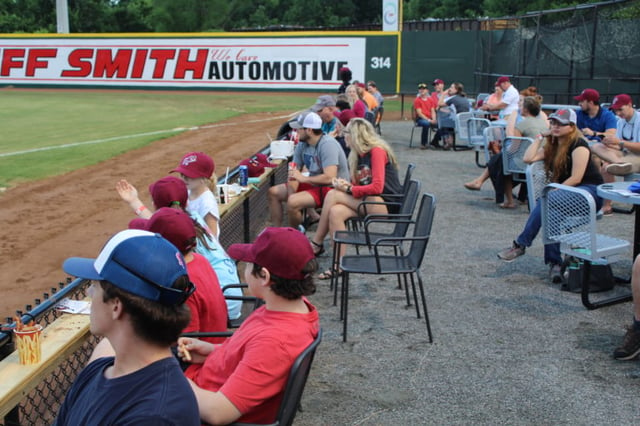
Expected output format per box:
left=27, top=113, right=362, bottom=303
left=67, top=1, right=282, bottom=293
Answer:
left=0, top=108, right=402, bottom=317
left=0, top=110, right=293, bottom=316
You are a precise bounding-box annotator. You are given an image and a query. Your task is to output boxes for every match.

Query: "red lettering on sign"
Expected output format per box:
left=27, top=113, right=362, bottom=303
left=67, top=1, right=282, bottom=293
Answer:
left=236, top=49, right=258, bottom=62
left=61, top=49, right=93, bottom=77
left=149, top=50, right=175, bottom=79
left=1, top=49, right=25, bottom=76
left=174, top=49, right=207, bottom=79
left=93, top=49, right=132, bottom=78
left=131, top=49, right=148, bottom=79
left=25, top=48, right=57, bottom=76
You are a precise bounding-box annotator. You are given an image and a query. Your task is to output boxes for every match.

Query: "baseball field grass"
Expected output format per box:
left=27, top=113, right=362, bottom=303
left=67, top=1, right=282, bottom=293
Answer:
left=0, top=89, right=400, bottom=189
left=0, top=90, right=316, bottom=188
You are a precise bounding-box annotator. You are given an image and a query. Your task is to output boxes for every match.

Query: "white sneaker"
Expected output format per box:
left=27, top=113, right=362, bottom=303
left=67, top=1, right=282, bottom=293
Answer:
left=606, top=162, right=633, bottom=176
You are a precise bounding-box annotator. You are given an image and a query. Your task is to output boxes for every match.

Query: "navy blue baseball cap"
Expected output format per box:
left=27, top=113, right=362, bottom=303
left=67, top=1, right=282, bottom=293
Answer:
left=63, top=229, right=194, bottom=306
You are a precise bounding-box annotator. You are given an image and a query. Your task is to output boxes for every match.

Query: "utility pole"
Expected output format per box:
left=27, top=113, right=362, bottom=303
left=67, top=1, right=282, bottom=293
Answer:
left=56, top=0, right=70, bottom=33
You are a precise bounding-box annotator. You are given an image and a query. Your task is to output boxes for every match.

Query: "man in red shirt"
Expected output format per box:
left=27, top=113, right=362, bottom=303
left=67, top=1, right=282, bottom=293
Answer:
left=413, top=82, right=437, bottom=149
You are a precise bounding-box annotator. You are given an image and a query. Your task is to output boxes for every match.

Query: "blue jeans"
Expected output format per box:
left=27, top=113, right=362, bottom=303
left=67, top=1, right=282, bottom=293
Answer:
left=515, top=184, right=602, bottom=265
left=415, top=119, right=433, bottom=146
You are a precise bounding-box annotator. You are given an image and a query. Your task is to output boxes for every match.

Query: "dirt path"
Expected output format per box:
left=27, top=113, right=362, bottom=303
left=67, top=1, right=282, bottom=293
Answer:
left=0, top=107, right=403, bottom=317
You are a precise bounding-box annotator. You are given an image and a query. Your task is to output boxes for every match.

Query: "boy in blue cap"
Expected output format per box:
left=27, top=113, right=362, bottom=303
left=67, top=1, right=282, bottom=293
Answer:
left=55, top=229, right=200, bottom=425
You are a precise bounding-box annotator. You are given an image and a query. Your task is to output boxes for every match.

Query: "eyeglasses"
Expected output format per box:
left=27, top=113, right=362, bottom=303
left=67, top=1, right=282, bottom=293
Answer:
left=622, top=121, right=634, bottom=141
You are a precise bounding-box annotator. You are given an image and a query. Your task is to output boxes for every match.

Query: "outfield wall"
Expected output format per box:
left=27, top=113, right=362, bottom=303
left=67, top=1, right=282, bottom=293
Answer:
left=0, top=32, right=399, bottom=93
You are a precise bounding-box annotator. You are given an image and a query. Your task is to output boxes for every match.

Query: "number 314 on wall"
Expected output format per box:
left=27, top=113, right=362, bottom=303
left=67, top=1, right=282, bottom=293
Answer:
left=370, top=57, right=391, bottom=69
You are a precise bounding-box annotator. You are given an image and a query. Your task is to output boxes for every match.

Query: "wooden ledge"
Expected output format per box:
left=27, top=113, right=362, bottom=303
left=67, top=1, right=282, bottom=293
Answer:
left=0, top=314, right=91, bottom=419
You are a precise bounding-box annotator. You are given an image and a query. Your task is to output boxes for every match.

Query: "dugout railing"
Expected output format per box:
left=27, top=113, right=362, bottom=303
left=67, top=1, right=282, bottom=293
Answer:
left=0, top=152, right=287, bottom=426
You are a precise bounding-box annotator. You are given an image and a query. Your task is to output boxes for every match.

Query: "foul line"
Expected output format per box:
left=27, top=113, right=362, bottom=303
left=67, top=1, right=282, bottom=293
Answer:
left=0, top=113, right=296, bottom=158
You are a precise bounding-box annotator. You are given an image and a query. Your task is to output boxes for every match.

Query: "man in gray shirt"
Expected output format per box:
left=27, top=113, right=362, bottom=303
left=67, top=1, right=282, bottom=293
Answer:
left=268, top=112, right=349, bottom=229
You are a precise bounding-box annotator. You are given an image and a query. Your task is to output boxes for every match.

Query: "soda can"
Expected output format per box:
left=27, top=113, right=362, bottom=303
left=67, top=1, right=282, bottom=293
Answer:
left=288, top=162, right=297, bottom=181
left=239, top=165, right=248, bottom=187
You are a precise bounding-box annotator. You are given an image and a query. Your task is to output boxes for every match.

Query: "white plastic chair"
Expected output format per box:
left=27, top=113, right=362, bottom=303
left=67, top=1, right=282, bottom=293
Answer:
left=541, top=183, right=631, bottom=309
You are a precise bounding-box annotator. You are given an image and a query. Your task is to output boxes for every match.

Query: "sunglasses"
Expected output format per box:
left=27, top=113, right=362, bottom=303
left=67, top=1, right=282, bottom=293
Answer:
left=549, top=121, right=571, bottom=127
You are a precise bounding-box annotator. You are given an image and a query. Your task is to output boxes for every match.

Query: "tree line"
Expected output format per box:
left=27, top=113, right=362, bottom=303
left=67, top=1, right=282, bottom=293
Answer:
left=0, top=0, right=635, bottom=33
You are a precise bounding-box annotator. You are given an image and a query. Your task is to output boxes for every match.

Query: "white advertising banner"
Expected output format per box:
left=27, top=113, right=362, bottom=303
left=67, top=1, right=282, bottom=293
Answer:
left=382, top=0, right=400, bottom=32
left=0, top=37, right=366, bottom=89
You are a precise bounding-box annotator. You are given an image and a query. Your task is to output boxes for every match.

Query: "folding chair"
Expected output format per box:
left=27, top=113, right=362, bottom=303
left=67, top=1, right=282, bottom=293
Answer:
left=338, top=193, right=436, bottom=342
left=541, top=184, right=631, bottom=310
left=332, top=179, right=422, bottom=303
left=222, top=283, right=264, bottom=328
left=409, top=106, right=433, bottom=148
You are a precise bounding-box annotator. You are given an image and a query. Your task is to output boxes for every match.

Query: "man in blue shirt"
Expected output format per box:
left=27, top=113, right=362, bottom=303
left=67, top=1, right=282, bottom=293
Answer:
left=575, top=88, right=618, bottom=142
left=575, top=88, right=618, bottom=214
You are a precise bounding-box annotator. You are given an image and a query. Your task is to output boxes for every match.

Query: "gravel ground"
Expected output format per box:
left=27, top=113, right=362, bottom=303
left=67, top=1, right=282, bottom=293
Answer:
left=294, top=119, right=640, bottom=425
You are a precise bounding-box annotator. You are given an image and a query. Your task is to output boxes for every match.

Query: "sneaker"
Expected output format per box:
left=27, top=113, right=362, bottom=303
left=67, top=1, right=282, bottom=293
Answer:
left=549, top=264, right=563, bottom=284
left=613, top=326, right=640, bottom=360
left=606, top=162, right=633, bottom=176
left=497, top=241, right=525, bottom=262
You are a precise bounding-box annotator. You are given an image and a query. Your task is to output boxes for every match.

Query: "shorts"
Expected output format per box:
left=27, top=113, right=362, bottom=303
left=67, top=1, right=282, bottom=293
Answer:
left=293, top=182, right=332, bottom=207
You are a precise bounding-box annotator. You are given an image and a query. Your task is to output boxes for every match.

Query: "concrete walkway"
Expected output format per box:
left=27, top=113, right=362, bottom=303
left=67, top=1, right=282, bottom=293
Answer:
left=296, top=119, right=640, bottom=425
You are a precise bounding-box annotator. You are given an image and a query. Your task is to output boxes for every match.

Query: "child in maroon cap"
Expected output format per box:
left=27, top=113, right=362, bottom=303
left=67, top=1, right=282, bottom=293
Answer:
left=130, top=208, right=228, bottom=344
left=178, top=227, right=320, bottom=425
left=171, top=151, right=221, bottom=238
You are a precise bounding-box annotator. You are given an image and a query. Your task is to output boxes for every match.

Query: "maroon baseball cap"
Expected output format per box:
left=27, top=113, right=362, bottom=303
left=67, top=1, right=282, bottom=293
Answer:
left=610, top=94, right=632, bottom=110
left=574, top=88, right=599, bottom=103
left=433, top=79, right=444, bottom=85
left=171, top=152, right=215, bottom=179
left=227, top=227, right=314, bottom=280
left=149, top=176, right=188, bottom=209
left=129, top=207, right=196, bottom=254
left=240, top=154, right=277, bottom=178
left=496, top=76, right=510, bottom=85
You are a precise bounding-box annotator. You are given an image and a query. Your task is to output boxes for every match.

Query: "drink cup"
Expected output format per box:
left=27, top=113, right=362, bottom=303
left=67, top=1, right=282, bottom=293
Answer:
left=288, top=162, right=297, bottom=181
left=14, top=324, right=43, bottom=365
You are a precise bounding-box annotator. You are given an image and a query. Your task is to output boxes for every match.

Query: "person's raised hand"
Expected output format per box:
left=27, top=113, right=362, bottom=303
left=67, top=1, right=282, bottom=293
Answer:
left=116, top=179, right=139, bottom=204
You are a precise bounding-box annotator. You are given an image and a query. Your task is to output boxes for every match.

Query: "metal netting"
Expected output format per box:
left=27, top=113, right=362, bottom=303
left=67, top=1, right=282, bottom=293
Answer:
left=0, top=280, right=94, bottom=426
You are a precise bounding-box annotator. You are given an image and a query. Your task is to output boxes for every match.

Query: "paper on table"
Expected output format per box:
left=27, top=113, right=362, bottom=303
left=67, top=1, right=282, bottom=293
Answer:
left=55, top=298, right=91, bottom=314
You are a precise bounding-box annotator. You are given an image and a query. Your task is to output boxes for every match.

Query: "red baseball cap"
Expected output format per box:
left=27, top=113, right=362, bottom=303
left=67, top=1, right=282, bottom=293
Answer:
left=227, top=227, right=314, bottom=280
left=574, top=88, right=600, bottom=103
left=610, top=94, right=632, bottom=110
left=129, top=207, right=196, bottom=254
left=433, top=79, right=444, bottom=85
left=496, top=76, right=510, bottom=85
left=239, top=153, right=277, bottom=178
left=149, top=176, right=188, bottom=209
left=171, top=152, right=215, bottom=179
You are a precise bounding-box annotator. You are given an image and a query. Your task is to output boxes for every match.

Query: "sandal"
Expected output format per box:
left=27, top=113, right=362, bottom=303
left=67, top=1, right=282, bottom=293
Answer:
left=310, top=240, right=325, bottom=257
left=318, top=268, right=341, bottom=280
left=499, top=202, right=517, bottom=209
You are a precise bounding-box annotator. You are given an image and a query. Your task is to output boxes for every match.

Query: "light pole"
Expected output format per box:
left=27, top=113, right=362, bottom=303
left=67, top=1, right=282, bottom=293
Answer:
left=56, top=0, right=69, bottom=33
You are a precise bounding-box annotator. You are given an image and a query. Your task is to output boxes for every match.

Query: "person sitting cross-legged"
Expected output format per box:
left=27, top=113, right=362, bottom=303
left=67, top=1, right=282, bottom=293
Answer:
left=309, top=118, right=402, bottom=280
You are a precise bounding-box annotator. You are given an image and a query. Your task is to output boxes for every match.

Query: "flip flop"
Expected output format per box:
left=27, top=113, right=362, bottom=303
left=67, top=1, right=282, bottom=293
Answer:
left=310, top=240, right=325, bottom=257
left=499, top=203, right=517, bottom=209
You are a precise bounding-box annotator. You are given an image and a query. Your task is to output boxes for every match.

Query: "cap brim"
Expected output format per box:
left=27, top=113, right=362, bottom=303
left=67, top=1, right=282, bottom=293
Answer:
left=289, top=121, right=303, bottom=129
left=227, top=243, right=256, bottom=263
left=573, top=95, right=584, bottom=101
left=128, top=218, right=149, bottom=230
left=63, top=257, right=102, bottom=281
left=170, top=167, right=199, bottom=179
